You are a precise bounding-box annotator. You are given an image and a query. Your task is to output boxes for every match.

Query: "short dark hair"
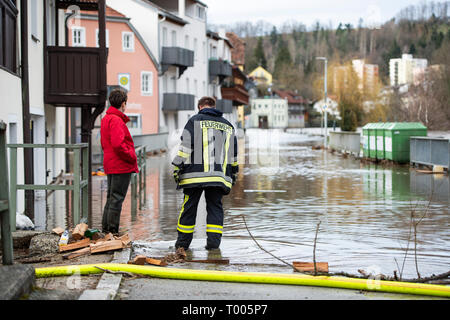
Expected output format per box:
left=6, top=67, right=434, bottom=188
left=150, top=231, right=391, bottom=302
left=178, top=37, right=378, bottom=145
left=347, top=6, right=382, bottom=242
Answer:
left=198, top=96, right=216, bottom=109
left=109, top=89, right=128, bottom=108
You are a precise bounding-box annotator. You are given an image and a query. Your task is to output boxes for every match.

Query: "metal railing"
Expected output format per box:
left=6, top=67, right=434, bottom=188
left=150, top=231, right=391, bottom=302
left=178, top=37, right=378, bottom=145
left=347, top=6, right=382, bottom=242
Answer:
left=329, top=131, right=361, bottom=157
left=7, top=143, right=89, bottom=230
left=0, top=121, right=13, bottom=265
left=410, top=136, right=450, bottom=169
left=131, top=146, right=147, bottom=214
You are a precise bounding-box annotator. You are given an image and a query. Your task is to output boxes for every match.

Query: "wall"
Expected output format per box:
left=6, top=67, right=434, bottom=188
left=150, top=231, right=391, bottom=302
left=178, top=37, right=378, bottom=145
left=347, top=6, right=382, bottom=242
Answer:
left=329, top=131, right=361, bottom=156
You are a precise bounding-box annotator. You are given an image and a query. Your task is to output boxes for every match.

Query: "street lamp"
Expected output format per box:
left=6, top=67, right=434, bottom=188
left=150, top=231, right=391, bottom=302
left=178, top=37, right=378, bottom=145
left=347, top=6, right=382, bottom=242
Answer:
left=316, top=57, right=328, bottom=149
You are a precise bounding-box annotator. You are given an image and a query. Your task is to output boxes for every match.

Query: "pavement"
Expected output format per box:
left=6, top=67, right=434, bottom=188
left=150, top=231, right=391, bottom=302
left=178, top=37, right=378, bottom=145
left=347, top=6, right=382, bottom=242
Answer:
left=0, top=264, right=35, bottom=300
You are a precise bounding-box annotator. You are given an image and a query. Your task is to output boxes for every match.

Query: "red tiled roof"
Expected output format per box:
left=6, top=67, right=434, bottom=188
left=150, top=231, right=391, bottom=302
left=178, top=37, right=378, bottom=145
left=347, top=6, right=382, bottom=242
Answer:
left=273, top=89, right=306, bottom=104
left=226, top=32, right=246, bottom=66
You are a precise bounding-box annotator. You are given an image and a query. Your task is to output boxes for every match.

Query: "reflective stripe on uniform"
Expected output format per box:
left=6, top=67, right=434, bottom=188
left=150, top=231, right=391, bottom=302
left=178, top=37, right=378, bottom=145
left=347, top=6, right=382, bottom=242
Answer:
left=177, top=150, right=189, bottom=158
left=179, top=176, right=232, bottom=189
left=206, top=224, right=223, bottom=234
left=202, top=127, right=209, bottom=172
left=177, top=194, right=195, bottom=234
left=222, top=132, right=231, bottom=174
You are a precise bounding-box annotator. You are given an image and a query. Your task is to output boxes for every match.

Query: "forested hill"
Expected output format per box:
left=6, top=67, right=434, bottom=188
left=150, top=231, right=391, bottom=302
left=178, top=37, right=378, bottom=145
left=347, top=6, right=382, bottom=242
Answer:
left=211, top=2, right=450, bottom=100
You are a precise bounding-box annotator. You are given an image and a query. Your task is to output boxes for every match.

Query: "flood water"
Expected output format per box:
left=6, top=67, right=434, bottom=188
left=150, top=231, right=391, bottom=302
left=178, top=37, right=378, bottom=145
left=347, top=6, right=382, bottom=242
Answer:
left=45, top=129, right=449, bottom=279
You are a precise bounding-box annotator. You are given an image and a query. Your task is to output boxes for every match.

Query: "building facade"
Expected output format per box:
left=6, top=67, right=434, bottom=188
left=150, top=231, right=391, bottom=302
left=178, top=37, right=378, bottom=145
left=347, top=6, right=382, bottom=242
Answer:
left=249, top=98, right=288, bottom=129
left=74, top=6, right=160, bottom=137
left=273, top=90, right=306, bottom=128
left=389, top=54, right=428, bottom=87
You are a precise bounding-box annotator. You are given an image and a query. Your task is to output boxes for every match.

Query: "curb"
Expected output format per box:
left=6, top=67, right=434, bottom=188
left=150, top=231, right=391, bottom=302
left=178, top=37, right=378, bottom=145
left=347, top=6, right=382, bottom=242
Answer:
left=0, top=265, right=35, bottom=300
left=78, top=248, right=131, bottom=300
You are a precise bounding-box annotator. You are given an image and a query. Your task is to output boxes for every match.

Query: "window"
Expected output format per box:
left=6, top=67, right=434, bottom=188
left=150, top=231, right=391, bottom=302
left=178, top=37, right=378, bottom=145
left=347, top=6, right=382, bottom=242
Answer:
left=162, top=27, right=168, bottom=46
left=96, top=29, right=109, bottom=47
left=193, top=38, right=198, bottom=61
left=202, top=41, right=206, bottom=62
left=185, top=35, right=189, bottom=49
left=122, top=32, right=134, bottom=52
left=141, top=71, right=153, bottom=96
left=126, top=114, right=142, bottom=129
left=194, top=79, right=198, bottom=97
left=0, top=0, right=18, bottom=73
left=72, top=27, right=86, bottom=47
left=171, top=30, right=177, bottom=47
left=210, top=45, right=217, bottom=59
left=197, top=5, right=206, bottom=20
left=186, top=77, right=190, bottom=94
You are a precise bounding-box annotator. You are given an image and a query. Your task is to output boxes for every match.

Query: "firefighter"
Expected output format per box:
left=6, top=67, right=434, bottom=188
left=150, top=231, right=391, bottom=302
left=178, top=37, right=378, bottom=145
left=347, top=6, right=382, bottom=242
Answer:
left=172, top=96, right=238, bottom=250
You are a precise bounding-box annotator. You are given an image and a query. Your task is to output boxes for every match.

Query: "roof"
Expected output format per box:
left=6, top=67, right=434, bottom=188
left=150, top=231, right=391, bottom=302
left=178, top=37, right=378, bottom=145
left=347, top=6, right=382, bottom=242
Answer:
left=79, top=6, right=127, bottom=18
left=273, top=89, right=306, bottom=104
left=206, top=30, right=234, bottom=48
left=226, top=32, right=246, bottom=66
left=191, top=0, right=208, bottom=8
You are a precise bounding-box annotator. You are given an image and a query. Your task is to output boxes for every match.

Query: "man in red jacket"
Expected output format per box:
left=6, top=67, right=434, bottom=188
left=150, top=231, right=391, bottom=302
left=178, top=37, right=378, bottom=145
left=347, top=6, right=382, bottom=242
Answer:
left=100, top=89, right=139, bottom=234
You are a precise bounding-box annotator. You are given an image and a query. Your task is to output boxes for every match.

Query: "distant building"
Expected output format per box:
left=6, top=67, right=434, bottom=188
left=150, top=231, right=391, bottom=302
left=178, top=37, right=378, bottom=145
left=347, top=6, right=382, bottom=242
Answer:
left=248, top=66, right=273, bottom=86
left=249, top=97, right=288, bottom=129
left=352, top=59, right=379, bottom=94
left=273, top=90, right=306, bottom=128
left=389, top=54, right=428, bottom=87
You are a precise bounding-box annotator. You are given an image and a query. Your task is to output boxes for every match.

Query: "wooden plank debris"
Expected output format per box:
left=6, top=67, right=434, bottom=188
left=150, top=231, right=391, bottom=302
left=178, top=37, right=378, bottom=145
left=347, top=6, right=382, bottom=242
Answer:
left=186, top=259, right=230, bottom=265
left=72, top=223, right=89, bottom=240
left=145, top=257, right=168, bottom=266
left=62, top=247, right=91, bottom=260
left=52, top=227, right=65, bottom=236
left=103, top=233, right=114, bottom=241
left=90, top=239, right=123, bottom=254
left=293, top=262, right=329, bottom=273
left=128, top=255, right=147, bottom=265
left=58, top=238, right=91, bottom=253
left=117, top=234, right=131, bottom=247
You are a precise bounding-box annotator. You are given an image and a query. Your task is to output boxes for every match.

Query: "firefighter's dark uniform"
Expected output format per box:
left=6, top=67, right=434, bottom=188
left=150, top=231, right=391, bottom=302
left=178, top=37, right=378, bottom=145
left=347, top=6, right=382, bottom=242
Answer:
left=172, top=107, right=238, bottom=250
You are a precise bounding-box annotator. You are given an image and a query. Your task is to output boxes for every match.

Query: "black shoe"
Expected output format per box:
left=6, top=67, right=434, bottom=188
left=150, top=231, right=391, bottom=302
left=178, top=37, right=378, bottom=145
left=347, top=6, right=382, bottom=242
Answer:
left=205, top=245, right=219, bottom=251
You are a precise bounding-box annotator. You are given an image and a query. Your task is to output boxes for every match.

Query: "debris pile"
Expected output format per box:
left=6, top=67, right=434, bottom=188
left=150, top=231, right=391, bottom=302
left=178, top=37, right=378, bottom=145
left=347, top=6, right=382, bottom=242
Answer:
left=53, top=224, right=131, bottom=260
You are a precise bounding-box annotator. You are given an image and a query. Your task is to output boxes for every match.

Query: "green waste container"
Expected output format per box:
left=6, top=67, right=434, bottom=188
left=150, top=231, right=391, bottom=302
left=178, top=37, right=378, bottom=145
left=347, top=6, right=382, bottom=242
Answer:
left=362, top=123, right=374, bottom=158
left=384, top=123, right=427, bottom=163
left=375, top=122, right=393, bottom=160
left=368, top=123, right=381, bottom=159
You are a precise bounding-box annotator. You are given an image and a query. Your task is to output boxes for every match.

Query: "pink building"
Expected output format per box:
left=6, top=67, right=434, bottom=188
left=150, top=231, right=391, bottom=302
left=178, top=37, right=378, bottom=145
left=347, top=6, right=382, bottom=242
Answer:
left=71, top=6, right=159, bottom=135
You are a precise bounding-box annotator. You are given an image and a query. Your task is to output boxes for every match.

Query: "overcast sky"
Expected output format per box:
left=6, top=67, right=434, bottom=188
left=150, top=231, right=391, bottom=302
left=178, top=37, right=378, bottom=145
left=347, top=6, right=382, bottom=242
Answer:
left=203, top=0, right=427, bottom=29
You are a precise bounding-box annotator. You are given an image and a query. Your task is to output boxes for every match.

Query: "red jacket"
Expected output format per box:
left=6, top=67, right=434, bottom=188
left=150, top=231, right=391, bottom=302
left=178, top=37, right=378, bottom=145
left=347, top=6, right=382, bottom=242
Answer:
left=101, top=107, right=139, bottom=174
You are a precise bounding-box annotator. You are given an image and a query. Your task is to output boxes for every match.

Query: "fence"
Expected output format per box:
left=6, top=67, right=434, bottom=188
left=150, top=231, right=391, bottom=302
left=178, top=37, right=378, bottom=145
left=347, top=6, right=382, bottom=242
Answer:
left=329, top=132, right=361, bottom=156
left=410, top=136, right=450, bottom=169
left=130, top=146, right=147, bottom=214
left=0, top=121, right=13, bottom=265
left=7, top=143, right=89, bottom=229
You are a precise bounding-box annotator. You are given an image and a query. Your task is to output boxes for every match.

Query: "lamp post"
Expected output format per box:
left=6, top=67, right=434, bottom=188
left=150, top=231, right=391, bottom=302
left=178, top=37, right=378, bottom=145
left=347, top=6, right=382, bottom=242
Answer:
left=316, top=57, right=328, bottom=149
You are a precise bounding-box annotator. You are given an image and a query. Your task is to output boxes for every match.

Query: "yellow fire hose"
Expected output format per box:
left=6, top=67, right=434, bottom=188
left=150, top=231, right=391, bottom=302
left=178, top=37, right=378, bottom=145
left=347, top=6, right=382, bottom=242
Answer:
left=35, top=263, right=450, bottom=298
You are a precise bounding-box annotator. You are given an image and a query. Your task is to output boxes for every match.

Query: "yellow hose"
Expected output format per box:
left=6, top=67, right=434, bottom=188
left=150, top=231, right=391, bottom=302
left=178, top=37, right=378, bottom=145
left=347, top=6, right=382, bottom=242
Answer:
left=35, top=263, right=450, bottom=298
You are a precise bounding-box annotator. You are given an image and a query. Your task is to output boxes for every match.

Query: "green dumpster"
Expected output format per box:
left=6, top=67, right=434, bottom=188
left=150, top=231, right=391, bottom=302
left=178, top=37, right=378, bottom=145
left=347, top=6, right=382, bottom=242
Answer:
left=384, top=123, right=427, bottom=163
left=362, top=123, right=374, bottom=158
left=376, top=122, right=392, bottom=160
left=368, top=123, right=381, bottom=159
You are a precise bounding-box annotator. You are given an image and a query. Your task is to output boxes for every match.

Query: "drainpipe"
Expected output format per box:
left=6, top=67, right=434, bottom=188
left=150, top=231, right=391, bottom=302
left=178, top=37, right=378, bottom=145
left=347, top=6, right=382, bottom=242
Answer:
left=21, top=0, right=34, bottom=221
left=158, top=15, right=166, bottom=133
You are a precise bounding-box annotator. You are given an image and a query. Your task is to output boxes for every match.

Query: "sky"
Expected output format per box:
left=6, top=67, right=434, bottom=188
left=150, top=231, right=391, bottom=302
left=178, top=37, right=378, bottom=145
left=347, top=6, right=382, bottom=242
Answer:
left=202, top=0, right=428, bottom=29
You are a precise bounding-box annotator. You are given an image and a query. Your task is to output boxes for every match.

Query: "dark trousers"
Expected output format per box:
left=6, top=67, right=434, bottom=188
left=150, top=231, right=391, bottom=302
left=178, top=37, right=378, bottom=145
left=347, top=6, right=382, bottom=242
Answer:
left=175, top=187, right=224, bottom=250
left=101, top=173, right=132, bottom=234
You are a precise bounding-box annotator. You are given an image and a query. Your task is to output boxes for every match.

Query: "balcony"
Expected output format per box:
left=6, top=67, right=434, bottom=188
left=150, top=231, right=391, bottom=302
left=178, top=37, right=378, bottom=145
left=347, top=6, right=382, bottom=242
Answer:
left=161, top=47, right=194, bottom=77
left=209, top=59, right=232, bottom=83
left=216, top=99, right=233, bottom=114
left=44, top=46, right=107, bottom=106
left=162, top=93, right=195, bottom=111
left=221, top=86, right=249, bottom=106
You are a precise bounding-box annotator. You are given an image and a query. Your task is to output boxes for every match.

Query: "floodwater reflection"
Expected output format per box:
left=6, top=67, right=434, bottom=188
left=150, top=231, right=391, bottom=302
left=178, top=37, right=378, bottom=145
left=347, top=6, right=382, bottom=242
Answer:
left=46, top=129, right=449, bottom=278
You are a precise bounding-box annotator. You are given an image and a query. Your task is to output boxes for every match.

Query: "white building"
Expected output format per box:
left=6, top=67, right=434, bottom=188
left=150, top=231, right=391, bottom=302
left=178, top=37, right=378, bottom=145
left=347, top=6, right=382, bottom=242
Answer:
left=352, top=59, right=379, bottom=94
left=107, top=0, right=209, bottom=135
left=249, top=98, right=288, bottom=129
left=0, top=0, right=67, bottom=228
left=206, top=29, right=236, bottom=126
left=389, top=54, right=428, bottom=87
